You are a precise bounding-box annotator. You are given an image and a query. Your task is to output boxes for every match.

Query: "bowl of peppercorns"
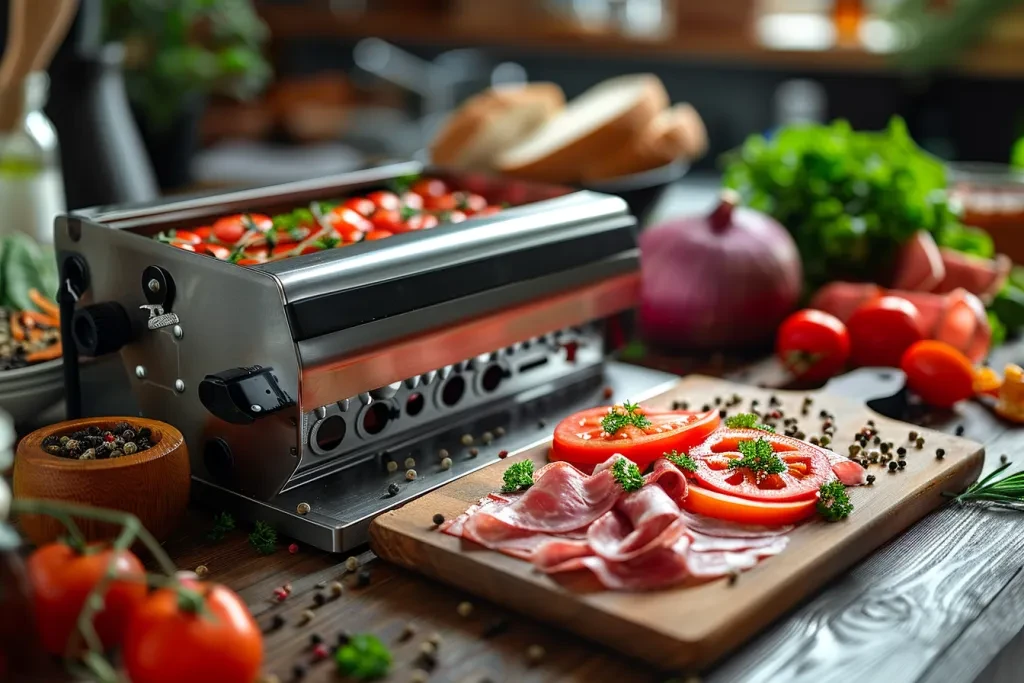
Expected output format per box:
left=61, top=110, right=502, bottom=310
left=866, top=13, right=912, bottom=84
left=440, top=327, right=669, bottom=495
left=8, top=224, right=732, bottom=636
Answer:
left=12, top=417, right=190, bottom=546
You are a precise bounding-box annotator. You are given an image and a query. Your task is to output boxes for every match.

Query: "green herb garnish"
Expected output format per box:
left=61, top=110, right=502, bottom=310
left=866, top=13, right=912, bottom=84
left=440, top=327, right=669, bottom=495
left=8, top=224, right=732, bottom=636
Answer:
left=946, top=461, right=1024, bottom=509
left=207, top=511, right=236, bottom=541
left=817, top=480, right=854, bottom=522
left=665, top=450, right=698, bottom=473
left=728, top=438, right=786, bottom=481
left=612, top=458, right=644, bottom=493
left=335, top=633, right=392, bottom=680
left=501, top=460, right=535, bottom=493
left=248, top=520, right=277, bottom=555
left=387, top=173, right=420, bottom=195
left=399, top=205, right=419, bottom=221
left=725, top=413, right=776, bottom=433
left=601, top=401, right=652, bottom=435
left=313, top=235, right=341, bottom=250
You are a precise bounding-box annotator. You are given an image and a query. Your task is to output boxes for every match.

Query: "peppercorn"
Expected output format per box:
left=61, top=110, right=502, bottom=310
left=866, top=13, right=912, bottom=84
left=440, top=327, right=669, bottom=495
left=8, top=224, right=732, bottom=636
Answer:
left=300, top=609, right=315, bottom=624
left=701, top=404, right=711, bottom=412
left=770, top=395, right=780, bottom=406
left=873, top=436, right=881, bottom=445
left=109, top=449, right=124, bottom=459
left=457, top=601, right=473, bottom=617
left=432, top=513, right=445, bottom=526
left=271, top=614, right=286, bottom=630
left=526, top=644, right=546, bottom=665
left=79, top=449, right=96, bottom=460
left=427, top=631, right=443, bottom=647
left=460, top=434, right=474, bottom=446
left=468, top=448, right=479, bottom=457
left=672, top=400, right=682, bottom=410
left=388, top=483, right=400, bottom=496
left=1001, top=454, right=1009, bottom=464
left=537, top=420, right=546, bottom=428
left=866, top=474, right=876, bottom=485
left=955, top=425, right=965, bottom=436
left=714, top=397, right=722, bottom=406
left=896, top=447, right=906, bottom=456
left=292, top=664, right=306, bottom=680
left=719, top=409, right=728, bottom=418
left=440, top=457, right=453, bottom=470
left=819, top=435, right=831, bottom=446
left=898, top=460, right=907, bottom=469
left=916, top=437, right=925, bottom=449
left=336, top=630, right=351, bottom=647
left=357, top=569, right=371, bottom=586
left=795, top=431, right=806, bottom=440
left=604, top=387, right=615, bottom=399
left=879, top=443, right=889, bottom=455
left=438, top=448, right=449, bottom=459
left=935, top=448, right=945, bottom=458
left=909, top=430, right=918, bottom=440
left=310, top=633, right=323, bottom=646
left=406, top=469, right=418, bottom=480
left=494, top=426, right=506, bottom=437
left=404, top=457, right=416, bottom=469
left=888, top=461, right=898, bottom=472
left=681, top=401, right=689, bottom=410
left=297, top=502, right=311, bottom=515
left=345, top=556, right=359, bottom=572
left=809, top=436, right=819, bottom=446
left=195, top=564, right=209, bottom=578
left=411, top=669, right=429, bottom=683
left=498, top=450, right=509, bottom=459
left=419, top=641, right=436, bottom=657
left=330, top=581, right=343, bottom=597
left=849, top=444, right=861, bottom=457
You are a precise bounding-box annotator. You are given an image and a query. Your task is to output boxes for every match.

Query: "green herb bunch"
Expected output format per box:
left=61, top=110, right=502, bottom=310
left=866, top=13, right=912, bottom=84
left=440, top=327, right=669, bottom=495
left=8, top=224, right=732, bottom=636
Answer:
left=728, top=438, right=786, bottom=481
left=724, top=413, right=776, bottom=433
left=207, top=511, right=235, bottom=541
left=601, top=401, right=652, bottom=435
left=248, top=520, right=277, bottom=555
left=335, top=633, right=392, bottom=680
left=612, top=458, right=644, bottom=493
left=665, top=450, right=698, bottom=473
left=501, top=460, right=535, bottom=493
left=817, top=481, right=853, bottom=522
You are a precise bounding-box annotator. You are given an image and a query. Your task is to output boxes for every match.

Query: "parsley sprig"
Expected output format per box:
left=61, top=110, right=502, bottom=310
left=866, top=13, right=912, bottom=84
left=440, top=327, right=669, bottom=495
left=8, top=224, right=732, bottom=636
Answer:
left=501, top=460, right=535, bottom=493
left=248, top=520, right=277, bottom=555
left=207, top=511, right=236, bottom=541
left=725, top=413, right=776, bottom=433
left=335, top=633, right=392, bottom=679
left=665, top=450, right=698, bottom=473
left=728, top=438, right=787, bottom=482
left=601, top=401, right=652, bottom=435
left=612, top=458, right=644, bottom=493
left=818, top=480, right=854, bottom=521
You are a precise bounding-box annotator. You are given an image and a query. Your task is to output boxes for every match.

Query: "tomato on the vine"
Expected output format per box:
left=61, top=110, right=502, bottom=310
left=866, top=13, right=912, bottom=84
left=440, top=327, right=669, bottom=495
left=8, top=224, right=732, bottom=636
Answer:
left=27, top=542, right=147, bottom=655
left=901, top=340, right=975, bottom=408
left=776, top=309, right=850, bottom=383
left=122, top=581, right=263, bottom=683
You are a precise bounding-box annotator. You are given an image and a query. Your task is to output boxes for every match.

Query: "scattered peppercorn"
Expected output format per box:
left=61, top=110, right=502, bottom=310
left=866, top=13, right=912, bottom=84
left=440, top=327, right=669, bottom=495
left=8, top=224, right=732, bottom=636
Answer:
left=296, top=502, right=311, bottom=515
left=440, top=457, right=452, bottom=470
left=357, top=569, right=371, bottom=587
left=955, top=425, right=965, bottom=436
left=909, top=430, right=918, bottom=440
left=681, top=401, right=690, bottom=410
left=497, top=450, right=509, bottom=460
left=728, top=571, right=739, bottom=586
left=313, top=592, right=326, bottom=607
left=419, top=642, right=436, bottom=657
left=879, top=443, right=889, bottom=454
left=386, top=460, right=398, bottom=473
left=819, top=435, right=831, bottom=446
left=432, top=513, right=445, bottom=526
left=916, top=437, right=925, bottom=449
left=810, top=436, right=820, bottom=445
left=406, top=469, right=418, bottom=480
left=329, top=581, right=343, bottom=597
left=935, top=448, right=945, bottom=458
left=866, top=474, right=876, bottom=485
left=310, top=633, right=323, bottom=646
left=849, top=444, right=861, bottom=457
left=457, top=601, right=474, bottom=618
left=300, top=609, right=315, bottom=624
left=1001, top=454, right=1009, bottom=464
left=897, top=447, right=906, bottom=456
left=292, top=664, right=306, bottom=680
left=898, top=460, right=907, bottom=469
left=404, top=457, right=416, bottom=469
left=873, top=436, right=881, bottom=445
left=427, top=632, right=443, bottom=647
left=495, top=426, right=506, bottom=437
left=399, top=624, right=417, bottom=642
left=336, top=630, right=351, bottom=647
left=460, top=434, right=474, bottom=446
left=195, top=564, right=209, bottom=578
left=537, top=420, right=546, bottom=429
left=288, top=543, right=299, bottom=555
left=701, top=404, right=711, bottom=412
left=482, top=431, right=495, bottom=444
left=411, top=669, right=429, bottom=683
left=43, top=421, right=153, bottom=460
left=714, top=397, right=722, bottom=406
left=603, top=387, right=614, bottom=399
left=526, top=644, right=546, bottom=665
left=274, top=588, right=288, bottom=602
left=388, top=483, right=400, bottom=496
left=438, top=448, right=449, bottom=459
left=888, top=461, right=898, bottom=472
left=270, top=614, right=286, bottom=630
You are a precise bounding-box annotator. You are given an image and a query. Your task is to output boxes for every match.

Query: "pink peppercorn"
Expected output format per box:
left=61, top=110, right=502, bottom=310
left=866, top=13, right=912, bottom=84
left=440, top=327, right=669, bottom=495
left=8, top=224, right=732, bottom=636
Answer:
left=289, top=543, right=299, bottom=554
left=312, top=644, right=330, bottom=661
left=274, top=588, right=288, bottom=601
left=104, top=434, right=115, bottom=442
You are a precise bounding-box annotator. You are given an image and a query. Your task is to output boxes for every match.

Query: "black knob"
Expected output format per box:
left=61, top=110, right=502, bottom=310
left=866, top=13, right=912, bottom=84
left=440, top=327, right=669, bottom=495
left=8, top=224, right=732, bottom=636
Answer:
left=198, top=365, right=294, bottom=425
left=72, top=302, right=133, bottom=356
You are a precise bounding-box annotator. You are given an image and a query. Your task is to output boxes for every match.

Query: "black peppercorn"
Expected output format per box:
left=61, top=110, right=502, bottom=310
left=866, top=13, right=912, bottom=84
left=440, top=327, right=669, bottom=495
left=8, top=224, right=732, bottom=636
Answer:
left=866, top=474, right=876, bottom=485
left=432, top=513, right=445, bottom=526
left=271, top=614, right=285, bottom=630
left=714, top=397, right=722, bottom=406
left=310, top=633, right=323, bottom=646
left=336, top=631, right=351, bottom=647
left=313, top=592, right=326, bottom=607
left=388, top=482, right=400, bottom=496
left=955, top=425, right=965, bottom=436
left=888, top=461, right=898, bottom=472
left=897, top=446, right=906, bottom=456
left=935, top=448, right=945, bottom=457
left=537, top=420, right=546, bottom=429
left=873, top=436, right=881, bottom=445
left=898, top=460, right=907, bottom=469
left=672, top=401, right=682, bottom=410
left=719, top=409, right=728, bottom=418
left=292, top=664, right=306, bottom=680
left=702, top=404, right=711, bottom=412
left=357, top=569, right=371, bottom=587
left=681, top=401, right=689, bottom=410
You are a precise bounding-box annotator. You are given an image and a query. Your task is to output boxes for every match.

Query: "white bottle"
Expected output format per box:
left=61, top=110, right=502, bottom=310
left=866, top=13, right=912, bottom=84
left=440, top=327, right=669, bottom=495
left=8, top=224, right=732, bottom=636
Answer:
left=0, top=72, right=66, bottom=245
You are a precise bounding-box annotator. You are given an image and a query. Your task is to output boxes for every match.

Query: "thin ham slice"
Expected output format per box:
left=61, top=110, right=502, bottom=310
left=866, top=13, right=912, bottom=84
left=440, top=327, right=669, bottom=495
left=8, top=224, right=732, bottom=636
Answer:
left=676, top=510, right=792, bottom=537
left=644, top=457, right=688, bottom=501
left=580, top=537, right=694, bottom=591
left=892, top=231, right=946, bottom=292
left=933, top=249, right=1011, bottom=302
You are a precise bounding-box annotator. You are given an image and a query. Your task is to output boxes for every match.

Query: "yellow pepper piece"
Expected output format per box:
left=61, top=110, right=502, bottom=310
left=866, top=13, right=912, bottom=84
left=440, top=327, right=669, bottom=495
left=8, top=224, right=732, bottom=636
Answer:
left=973, top=366, right=1002, bottom=397
left=995, top=364, right=1024, bottom=423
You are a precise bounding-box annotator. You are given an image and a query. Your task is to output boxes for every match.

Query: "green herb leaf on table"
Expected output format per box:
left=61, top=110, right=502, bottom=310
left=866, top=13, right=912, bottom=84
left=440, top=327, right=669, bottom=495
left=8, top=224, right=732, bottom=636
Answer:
left=601, top=401, right=652, bottom=435
left=612, top=458, right=644, bottom=493
left=248, top=520, right=277, bottom=555
left=724, top=413, right=776, bottom=433
left=728, top=438, right=786, bottom=481
left=817, top=480, right=853, bottom=522
left=207, top=511, right=236, bottom=541
left=665, top=450, right=698, bottom=473
left=501, top=460, right=535, bottom=493
left=947, top=462, right=1024, bottom=509
left=335, top=633, right=392, bottom=680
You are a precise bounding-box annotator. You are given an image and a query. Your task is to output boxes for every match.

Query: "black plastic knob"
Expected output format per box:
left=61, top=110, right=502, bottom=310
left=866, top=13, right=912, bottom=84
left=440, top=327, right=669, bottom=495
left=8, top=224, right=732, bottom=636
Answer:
left=72, top=302, right=134, bottom=356
left=198, top=365, right=294, bottom=425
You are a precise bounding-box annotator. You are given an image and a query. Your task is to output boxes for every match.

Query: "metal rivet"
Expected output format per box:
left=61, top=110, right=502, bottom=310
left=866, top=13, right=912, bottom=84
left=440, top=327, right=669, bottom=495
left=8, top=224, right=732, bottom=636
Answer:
left=135, top=365, right=146, bottom=379
left=147, top=278, right=161, bottom=293
left=251, top=404, right=262, bottom=413
left=337, top=398, right=350, bottom=412
left=358, top=392, right=372, bottom=405
left=315, top=406, right=327, bottom=419
left=172, top=325, right=183, bottom=339
left=174, top=379, right=185, bottom=393
left=296, top=502, right=311, bottom=515
left=289, top=447, right=298, bottom=456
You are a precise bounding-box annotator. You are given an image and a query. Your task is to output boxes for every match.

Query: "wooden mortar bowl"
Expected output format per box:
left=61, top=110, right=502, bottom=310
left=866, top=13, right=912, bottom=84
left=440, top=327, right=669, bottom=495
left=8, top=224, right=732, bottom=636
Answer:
left=13, top=417, right=190, bottom=546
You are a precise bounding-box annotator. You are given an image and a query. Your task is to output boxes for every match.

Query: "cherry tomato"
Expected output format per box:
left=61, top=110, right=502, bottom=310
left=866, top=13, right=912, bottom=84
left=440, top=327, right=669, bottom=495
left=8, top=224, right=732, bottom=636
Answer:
left=404, top=214, right=439, bottom=231
left=366, top=191, right=400, bottom=212
left=171, top=230, right=202, bottom=245
left=370, top=209, right=404, bottom=233
left=27, top=542, right=146, bottom=655
left=212, top=214, right=272, bottom=245
left=365, top=230, right=393, bottom=241
left=122, top=581, right=263, bottom=683
left=193, top=226, right=213, bottom=241
left=195, top=243, right=231, bottom=259
left=424, top=192, right=458, bottom=211
left=681, top=483, right=818, bottom=526
left=170, top=242, right=195, bottom=252
left=776, top=309, right=850, bottom=383
left=847, top=296, right=925, bottom=368
left=400, top=191, right=424, bottom=211
left=410, top=178, right=448, bottom=198
left=336, top=226, right=365, bottom=243
left=329, top=207, right=373, bottom=234
left=901, top=340, right=975, bottom=408
left=474, top=205, right=503, bottom=218
left=455, top=192, right=488, bottom=214
left=342, top=197, right=376, bottom=217
left=445, top=210, right=468, bottom=224
left=243, top=245, right=269, bottom=260
left=234, top=258, right=263, bottom=266
left=551, top=406, right=720, bottom=469
left=690, top=429, right=834, bottom=502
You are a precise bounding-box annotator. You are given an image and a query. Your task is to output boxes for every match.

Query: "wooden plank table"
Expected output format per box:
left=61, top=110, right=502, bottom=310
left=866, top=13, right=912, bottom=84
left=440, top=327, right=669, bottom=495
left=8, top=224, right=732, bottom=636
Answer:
left=157, top=341, right=1024, bottom=683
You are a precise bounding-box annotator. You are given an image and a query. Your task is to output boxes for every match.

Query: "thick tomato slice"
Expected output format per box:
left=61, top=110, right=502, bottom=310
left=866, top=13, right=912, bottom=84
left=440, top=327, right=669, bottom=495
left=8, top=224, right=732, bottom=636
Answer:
left=551, top=406, right=720, bottom=468
left=690, top=428, right=833, bottom=502
left=681, top=483, right=818, bottom=526
left=212, top=213, right=272, bottom=245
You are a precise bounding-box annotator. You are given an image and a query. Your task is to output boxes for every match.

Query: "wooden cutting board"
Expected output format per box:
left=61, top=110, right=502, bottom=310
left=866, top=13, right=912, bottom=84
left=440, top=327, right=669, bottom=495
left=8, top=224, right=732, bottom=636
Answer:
left=369, top=375, right=985, bottom=672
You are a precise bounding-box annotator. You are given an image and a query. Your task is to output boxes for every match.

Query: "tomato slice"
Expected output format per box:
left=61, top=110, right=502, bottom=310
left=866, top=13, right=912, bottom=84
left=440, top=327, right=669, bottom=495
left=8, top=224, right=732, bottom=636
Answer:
left=550, top=406, right=720, bottom=468
left=195, top=243, right=230, bottom=259
left=328, top=207, right=373, bottom=234
left=365, top=230, right=393, bottom=241
left=681, top=483, right=818, bottom=526
left=193, top=226, right=213, bottom=241
left=690, top=428, right=833, bottom=502
left=172, top=230, right=202, bottom=245
left=342, top=197, right=376, bottom=217
left=367, top=191, right=400, bottom=212
left=212, top=213, right=272, bottom=245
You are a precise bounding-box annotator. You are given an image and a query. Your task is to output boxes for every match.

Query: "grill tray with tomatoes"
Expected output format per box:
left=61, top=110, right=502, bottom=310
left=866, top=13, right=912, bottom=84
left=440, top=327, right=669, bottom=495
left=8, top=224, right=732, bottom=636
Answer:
left=155, top=178, right=507, bottom=266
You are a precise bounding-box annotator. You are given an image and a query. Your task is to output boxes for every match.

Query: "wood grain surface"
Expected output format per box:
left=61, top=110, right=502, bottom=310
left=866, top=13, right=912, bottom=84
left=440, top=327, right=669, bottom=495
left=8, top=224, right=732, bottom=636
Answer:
left=369, top=375, right=985, bottom=670
left=13, top=417, right=190, bottom=545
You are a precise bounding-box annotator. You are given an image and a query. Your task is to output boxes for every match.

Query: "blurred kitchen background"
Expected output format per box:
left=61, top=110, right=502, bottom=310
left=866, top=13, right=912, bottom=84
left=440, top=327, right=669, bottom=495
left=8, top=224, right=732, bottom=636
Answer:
left=6, top=0, right=1024, bottom=208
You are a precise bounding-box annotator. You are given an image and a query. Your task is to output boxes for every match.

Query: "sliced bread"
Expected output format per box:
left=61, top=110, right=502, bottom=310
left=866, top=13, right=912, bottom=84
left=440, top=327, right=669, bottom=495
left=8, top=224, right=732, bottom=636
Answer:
left=496, top=74, right=668, bottom=183
left=430, top=83, right=565, bottom=170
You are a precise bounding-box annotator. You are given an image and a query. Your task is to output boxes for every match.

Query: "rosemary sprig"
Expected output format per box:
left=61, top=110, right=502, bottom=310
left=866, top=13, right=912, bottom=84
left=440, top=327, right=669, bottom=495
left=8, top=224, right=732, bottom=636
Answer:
left=946, top=462, right=1024, bottom=509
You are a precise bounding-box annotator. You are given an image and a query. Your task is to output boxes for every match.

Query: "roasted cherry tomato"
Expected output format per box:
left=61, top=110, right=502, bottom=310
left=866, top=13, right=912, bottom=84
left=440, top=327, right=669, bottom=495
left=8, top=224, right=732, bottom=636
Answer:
left=192, top=226, right=213, bottom=241
left=328, top=207, right=373, bottom=233
left=400, top=191, right=424, bottom=211
left=847, top=296, right=925, bottom=368
left=366, top=190, right=400, bottom=212
left=690, top=428, right=834, bottom=502
left=122, top=581, right=263, bottom=683
left=410, top=178, right=448, bottom=198
left=27, top=542, right=147, bottom=655
left=901, top=340, right=975, bottom=408
left=365, top=230, right=393, bottom=241
left=195, top=243, right=231, bottom=259
left=776, top=309, right=850, bottom=383
left=681, top=483, right=818, bottom=526
left=170, top=242, right=195, bottom=252
left=342, top=197, right=376, bottom=217
left=551, top=406, right=720, bottom=469
left=455, top=191, right=488, bottom=214
left=212, top=213, right=272, bottom=245
left=170, top=230, right=202, bottom=245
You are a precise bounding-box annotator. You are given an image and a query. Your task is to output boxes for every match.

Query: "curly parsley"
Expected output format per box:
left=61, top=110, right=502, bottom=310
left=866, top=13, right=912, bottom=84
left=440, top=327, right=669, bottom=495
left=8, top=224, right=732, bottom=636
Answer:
left=207, top=511, right=236, bottom=541
left=817, top=480, right=854, bottom=521
left=665, top=450, right=698, bottom=473
left=725, top=413, right=776, bottom=433
left=728, top=438, right=786, bottom=482
left=612, top=458, right=644, bottom=493
left=248, top=520, right=277, bottom=555
left=335, top=633, right=392, bottom=679
left=501, top=460, right=535, bottom=493
left=601, top=401, right=652, bottom=435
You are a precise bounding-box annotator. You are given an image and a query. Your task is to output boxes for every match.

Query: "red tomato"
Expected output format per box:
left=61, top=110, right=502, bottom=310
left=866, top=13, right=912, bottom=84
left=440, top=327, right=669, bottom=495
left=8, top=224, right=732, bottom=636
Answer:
left=456, top=192, right=488, bottom=214
left=366, top=191, right=400, bottom=212
left=551, top=406, right=720, bottom=468
left=411, top=178, right=448, bottom=198
left=847, top=296, right=925, bottom=368
left=445, top=210, right=468, bottom=223
left=195, top=243, right=231, bottom=259
left=776, top=309, right=850, bottom=383
left=365, top=230, right=393, bottom=241
left=328, top=207, right=373, bottom=233
left=243, top=245, right=269, bottom=260
left=212, top=214, right=272, bottom=245
left=400, top=191, right=424, bottom=211
left=342, top=197, right=376, bottom=217
left=405, top=214, right=439, bottom=231
left=371, top=209, right=404, bottom=233
left=424, top=192, right=458, bottom=211
left=27, top=543, right=147, bottom=655
left=122, top=582, right=263, bottom=683
left=690, top=429, right=834, bottom=502
left=234, top=258, right=263, bottom=266
left=475, top=206, right=503, bottom=218
left=193, top=226, right=213, bottom=241
left=272, top=243, right=322, bottom=257
left=170, top=242, right=195, bottom=252
left=681, top=482, right=818, bottom=526
left=171, top=230, right=202, bottom=245
left=336, top=226, right=365, bottom=243
left=901, top=340, right=975, bottom=408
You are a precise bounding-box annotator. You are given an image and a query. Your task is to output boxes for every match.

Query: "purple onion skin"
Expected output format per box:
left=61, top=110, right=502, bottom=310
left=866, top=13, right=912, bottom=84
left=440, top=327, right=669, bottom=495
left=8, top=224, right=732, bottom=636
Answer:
left=638, top=197, right=803, bottom=349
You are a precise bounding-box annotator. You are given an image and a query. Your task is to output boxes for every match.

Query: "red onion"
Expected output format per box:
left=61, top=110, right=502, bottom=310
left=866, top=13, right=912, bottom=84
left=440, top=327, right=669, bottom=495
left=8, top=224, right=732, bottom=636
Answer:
left=639, top=191, right=803, bottom=349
